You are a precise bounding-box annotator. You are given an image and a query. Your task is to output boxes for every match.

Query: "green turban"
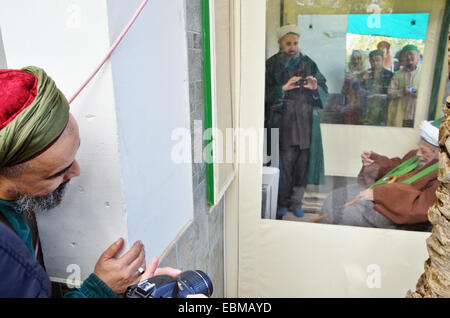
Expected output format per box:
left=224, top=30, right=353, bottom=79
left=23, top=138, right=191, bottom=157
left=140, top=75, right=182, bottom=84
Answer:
left=402, top=44, right=420, bottom=53
left=0, top=66, right=70, bottom=167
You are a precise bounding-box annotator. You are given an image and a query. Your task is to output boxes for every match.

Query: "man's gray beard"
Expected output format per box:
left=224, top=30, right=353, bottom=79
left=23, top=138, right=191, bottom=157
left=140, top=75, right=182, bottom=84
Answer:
left=15, top=180, right=70, bottom=213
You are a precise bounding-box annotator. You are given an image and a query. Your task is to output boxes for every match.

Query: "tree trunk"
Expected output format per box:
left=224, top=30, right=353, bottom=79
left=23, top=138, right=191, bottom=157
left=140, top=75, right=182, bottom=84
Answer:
left=406, top=96, right=450, bottom=298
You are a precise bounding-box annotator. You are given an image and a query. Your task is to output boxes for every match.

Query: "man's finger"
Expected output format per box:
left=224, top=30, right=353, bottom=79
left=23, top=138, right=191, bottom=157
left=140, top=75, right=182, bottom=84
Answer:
left=129, top=247, right=146, bottom=273
left=154, top=267, right=182, bottom=278
left=140, top=256, right=160, bottom=281
left=120, top=241, right=143, bottom=265
left=100, top=238, right=124, bottom=260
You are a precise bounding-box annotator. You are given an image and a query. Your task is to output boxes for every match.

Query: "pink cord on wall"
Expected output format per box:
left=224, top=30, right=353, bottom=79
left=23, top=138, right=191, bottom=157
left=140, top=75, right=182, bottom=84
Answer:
left=68, top=0, right=149, bottom=104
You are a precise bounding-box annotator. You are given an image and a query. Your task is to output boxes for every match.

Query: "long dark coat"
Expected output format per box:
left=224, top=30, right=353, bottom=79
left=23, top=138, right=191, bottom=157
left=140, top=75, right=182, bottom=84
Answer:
left=265, top=52, right=328, bottom=185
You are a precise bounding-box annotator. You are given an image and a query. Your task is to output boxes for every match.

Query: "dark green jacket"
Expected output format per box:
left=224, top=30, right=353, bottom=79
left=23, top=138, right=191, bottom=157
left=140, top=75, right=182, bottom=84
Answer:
left=265, top=52, right=328, bottom=118
left=0, top=199, right=116, bottom=298
left=359, top=68, right=394, bottom=94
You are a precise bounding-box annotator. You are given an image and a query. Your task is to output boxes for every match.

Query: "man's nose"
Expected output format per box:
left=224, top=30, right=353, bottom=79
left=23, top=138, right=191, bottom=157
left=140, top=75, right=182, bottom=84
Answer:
left=64, top=160, right=81, bottom=180
left=417, top=149, right=424, bottom=159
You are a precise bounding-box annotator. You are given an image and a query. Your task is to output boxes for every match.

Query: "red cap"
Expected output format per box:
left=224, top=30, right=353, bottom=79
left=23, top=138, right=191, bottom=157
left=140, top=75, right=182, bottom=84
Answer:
left=0, top=69, right=38, bottom=130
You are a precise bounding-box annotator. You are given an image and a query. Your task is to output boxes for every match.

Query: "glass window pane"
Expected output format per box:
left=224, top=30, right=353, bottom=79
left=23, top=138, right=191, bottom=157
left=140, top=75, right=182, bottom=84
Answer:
left=263, top=0, right=447, bottom=233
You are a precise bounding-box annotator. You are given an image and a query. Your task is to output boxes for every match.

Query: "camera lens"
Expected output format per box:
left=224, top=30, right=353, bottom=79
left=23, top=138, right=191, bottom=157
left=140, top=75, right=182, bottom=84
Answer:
left=176, top=270, right=213, bottom=297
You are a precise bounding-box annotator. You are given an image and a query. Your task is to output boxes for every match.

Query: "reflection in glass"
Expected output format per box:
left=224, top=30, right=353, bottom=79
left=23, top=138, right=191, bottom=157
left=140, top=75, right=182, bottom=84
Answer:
left=320, top=13, right=429, bottom=127
left=386, top=44, right=422, bottom=128
left=265, top=25, right=328, bottom=219
left=263, top=1, right=437, bottom=233
left=317, top=134, right=440, bottom=232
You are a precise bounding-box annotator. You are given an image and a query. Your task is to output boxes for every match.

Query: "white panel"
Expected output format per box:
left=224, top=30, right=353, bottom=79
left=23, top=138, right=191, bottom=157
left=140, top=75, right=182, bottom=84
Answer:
left=107, top=0, right=194, bottom=258
left=257, top=221, right=429, bottom=297
left=210, top=0, right=236, bottom=205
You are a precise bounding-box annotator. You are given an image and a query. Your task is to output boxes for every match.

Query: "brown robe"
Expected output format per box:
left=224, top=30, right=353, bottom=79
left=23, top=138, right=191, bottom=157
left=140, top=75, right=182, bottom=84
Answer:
left=357, top=150, right=440, bottom=225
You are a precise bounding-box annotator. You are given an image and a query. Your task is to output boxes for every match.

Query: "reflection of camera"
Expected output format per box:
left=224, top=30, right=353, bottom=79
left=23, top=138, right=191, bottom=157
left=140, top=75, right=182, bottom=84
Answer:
left=295, top=78, right=308, bottom=87
left=125, top=270, right=213, bottom=298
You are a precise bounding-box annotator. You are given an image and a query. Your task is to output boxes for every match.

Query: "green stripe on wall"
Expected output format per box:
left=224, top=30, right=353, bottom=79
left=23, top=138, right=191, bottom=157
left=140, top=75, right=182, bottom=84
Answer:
left=201, top=0, right=215, bottom=205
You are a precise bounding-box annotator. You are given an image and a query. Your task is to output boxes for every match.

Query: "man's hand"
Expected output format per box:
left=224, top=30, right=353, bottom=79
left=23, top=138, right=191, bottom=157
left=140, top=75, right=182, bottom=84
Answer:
left=139, top=257, right=209, bottom=298
left=357, top=188, right=374, bottom=201
left=403, top=87, right=418, bottom=98
left=138, top=256, right=181, bottom=283
left=304, top=76, right=318, bottom=90
left=361, top=151, right=374, bottom=166
left=282, top=76, right=302, bottom=92
left=94, top=238, right=146, bottom=294
left=361, top=72, right=371, bottom=81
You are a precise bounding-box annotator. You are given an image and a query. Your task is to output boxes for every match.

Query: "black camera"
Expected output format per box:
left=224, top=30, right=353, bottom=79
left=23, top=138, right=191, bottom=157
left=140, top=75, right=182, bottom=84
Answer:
left=125, top=270, right=213, bottom=298
left=295, top=78, right=308, bottom=87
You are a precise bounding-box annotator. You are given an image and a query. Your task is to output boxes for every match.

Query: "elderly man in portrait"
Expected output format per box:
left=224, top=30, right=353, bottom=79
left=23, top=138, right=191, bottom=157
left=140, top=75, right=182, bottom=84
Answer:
left=0, top=67, right=181, bottom=297
left=265, top=25, right=328, bottom=219
left=318, top=117, right=442, bottom=231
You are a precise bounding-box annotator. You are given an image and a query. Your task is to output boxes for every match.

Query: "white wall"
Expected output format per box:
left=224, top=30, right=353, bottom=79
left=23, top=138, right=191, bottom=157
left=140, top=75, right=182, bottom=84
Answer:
left=0, top=0, right=193, bottom=282
left=0, top=26, right=6, bottom=68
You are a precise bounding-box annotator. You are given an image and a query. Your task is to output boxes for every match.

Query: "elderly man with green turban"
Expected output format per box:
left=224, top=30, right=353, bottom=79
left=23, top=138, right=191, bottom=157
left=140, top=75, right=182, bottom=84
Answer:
left=0, top=67, right=180, bottom=297
left=387, top=44, right=422, bottom=127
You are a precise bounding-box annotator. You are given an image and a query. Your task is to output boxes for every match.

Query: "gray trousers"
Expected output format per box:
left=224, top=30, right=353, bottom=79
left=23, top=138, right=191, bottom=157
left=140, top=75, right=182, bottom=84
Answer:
left=319, top=184, right=431, bottom=232
left=278, top=146, right=309, bottom=210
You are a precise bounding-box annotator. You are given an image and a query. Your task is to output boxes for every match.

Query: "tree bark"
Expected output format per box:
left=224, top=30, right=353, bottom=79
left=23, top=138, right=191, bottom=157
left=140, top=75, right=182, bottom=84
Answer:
left=406, top=96, right=450, bottom=298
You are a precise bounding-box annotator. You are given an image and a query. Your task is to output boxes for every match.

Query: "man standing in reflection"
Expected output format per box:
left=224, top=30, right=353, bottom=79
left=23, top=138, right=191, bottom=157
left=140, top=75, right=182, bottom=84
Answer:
left=358, top=49, right=394, bottom=126
left=265, top=25, right=328, bottom=219
left=387, top=44, right=422, bottom=127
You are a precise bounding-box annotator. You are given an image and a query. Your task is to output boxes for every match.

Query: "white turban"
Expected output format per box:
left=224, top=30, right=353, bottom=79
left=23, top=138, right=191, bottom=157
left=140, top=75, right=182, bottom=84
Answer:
left=277, top=25, right=302, bottom=40
left=420, top=118, right=442, bottom=147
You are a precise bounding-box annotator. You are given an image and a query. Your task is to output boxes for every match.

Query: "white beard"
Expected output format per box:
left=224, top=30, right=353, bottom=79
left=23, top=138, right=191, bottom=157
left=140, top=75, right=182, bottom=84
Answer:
left=15, top=180, right=70, bottom=213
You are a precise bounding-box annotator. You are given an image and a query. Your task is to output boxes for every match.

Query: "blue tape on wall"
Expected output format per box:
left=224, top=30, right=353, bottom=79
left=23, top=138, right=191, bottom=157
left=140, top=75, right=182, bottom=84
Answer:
left=348, top=13, right=429, bottom=40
